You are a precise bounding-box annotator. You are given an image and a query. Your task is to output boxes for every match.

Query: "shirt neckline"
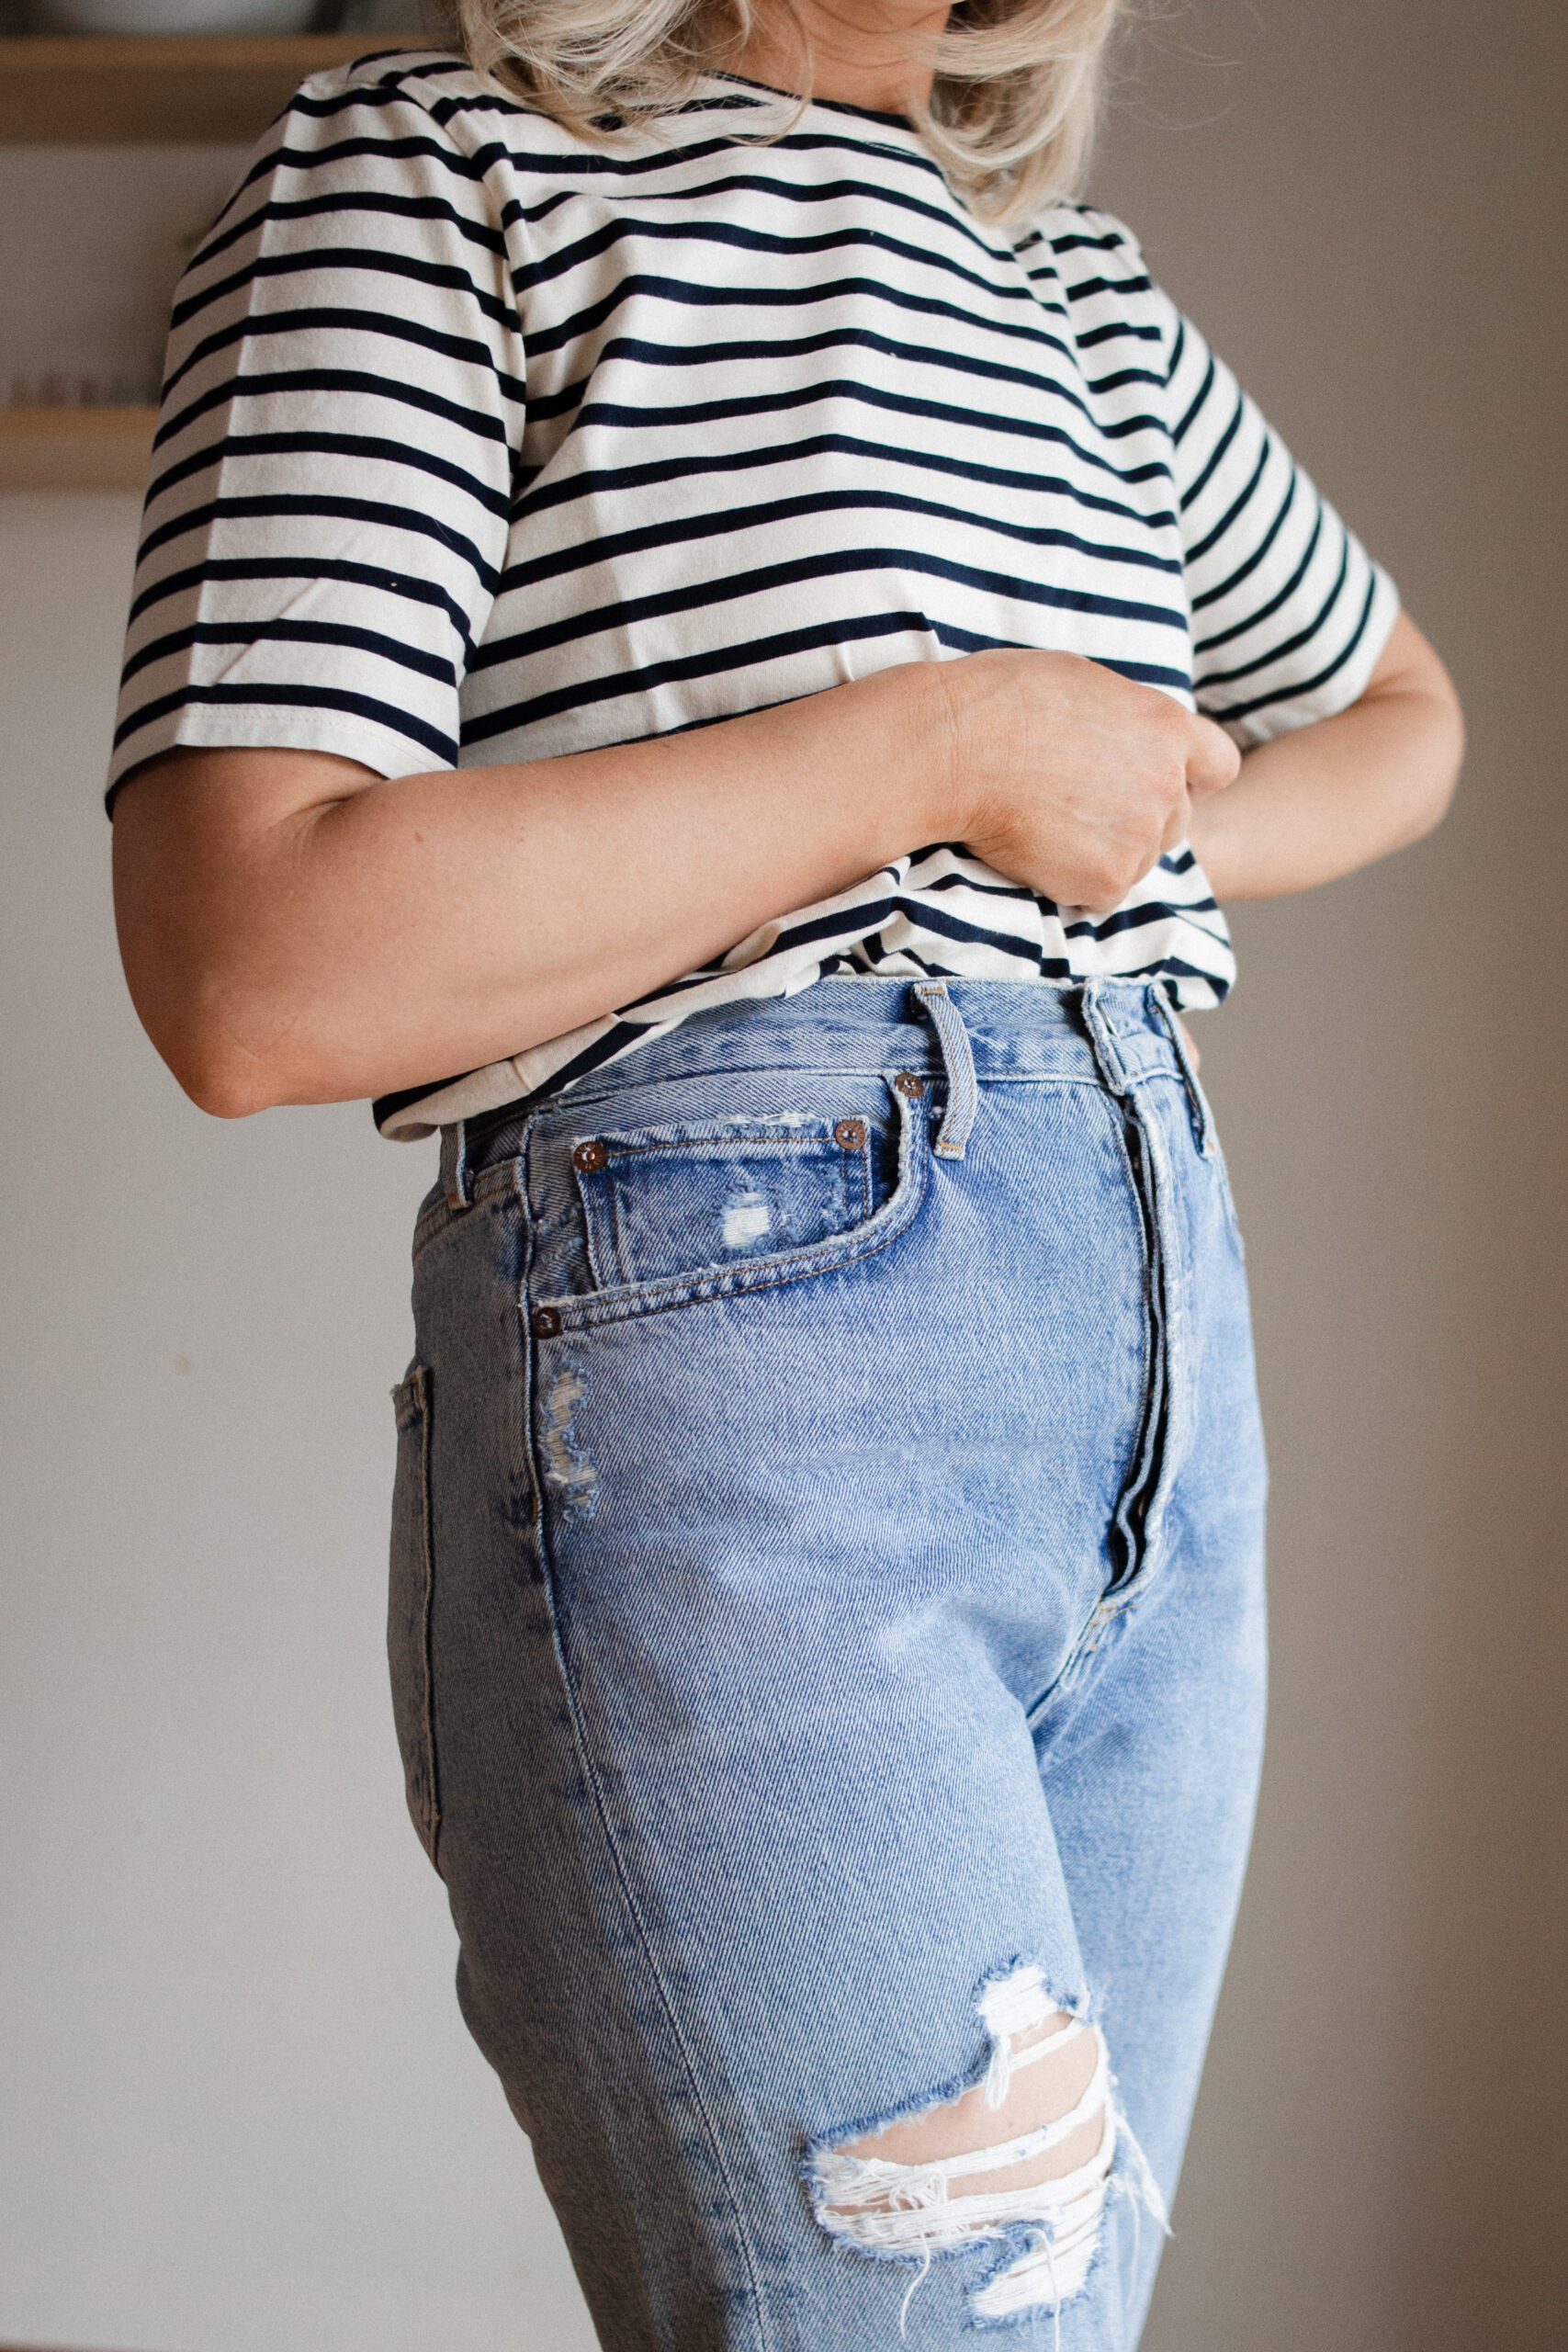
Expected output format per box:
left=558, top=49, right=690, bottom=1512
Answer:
left=707, top=70, right=919, bottom=137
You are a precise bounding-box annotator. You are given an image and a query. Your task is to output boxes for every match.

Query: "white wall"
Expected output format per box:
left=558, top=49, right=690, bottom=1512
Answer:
left=1096, top=5, right=1568, bottom=2346
left=2, top=4, right=1564, bottom=2346
left=0, top=496, right=596, bottom=2349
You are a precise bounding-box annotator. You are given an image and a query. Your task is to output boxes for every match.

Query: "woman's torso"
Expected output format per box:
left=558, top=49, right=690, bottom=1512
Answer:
left=110, top=55, right=1395, bottom=1136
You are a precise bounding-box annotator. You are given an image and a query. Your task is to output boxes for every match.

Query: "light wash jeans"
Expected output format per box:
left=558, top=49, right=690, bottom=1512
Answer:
left=389, top=978, right=1267, bottom=2351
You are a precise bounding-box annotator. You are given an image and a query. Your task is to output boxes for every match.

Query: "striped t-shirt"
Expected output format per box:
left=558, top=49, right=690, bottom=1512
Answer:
left=111, top=49, right=1398, bottom=1138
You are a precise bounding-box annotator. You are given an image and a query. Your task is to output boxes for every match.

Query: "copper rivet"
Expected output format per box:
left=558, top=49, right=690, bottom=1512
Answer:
left=894, top=1071, right=925, bottom=1098
left=834, top=1117, right=867, bottom=1149
left=532, top=1306, right=562, bottom=1338
left=572, top=1139, right=608, bottom=1171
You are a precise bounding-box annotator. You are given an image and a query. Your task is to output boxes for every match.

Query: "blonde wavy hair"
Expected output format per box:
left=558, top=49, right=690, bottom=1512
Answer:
left=452, top=1, right=1129, bottom=226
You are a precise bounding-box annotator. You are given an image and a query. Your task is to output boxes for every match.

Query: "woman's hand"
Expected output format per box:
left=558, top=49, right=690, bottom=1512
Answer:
left=937, top=648, right=1242, bottom=909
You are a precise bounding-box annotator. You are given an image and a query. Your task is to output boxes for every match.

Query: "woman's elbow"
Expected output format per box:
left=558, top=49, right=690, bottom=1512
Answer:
left=111, top=763, right=307, bottom=1118
left=1373, top=613, right=1466, bottom=844
left=170, top=1030, right=285, bottom=1122
left=118, top=944, right=291, bottom=1120
left=112, top=874, right=297, bottom=1118
left=1411, top=674, right=1465, bottom=843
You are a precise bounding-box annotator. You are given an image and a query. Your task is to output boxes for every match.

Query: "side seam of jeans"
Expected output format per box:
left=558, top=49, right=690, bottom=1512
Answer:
left=510, top=1139, right=774, bottom=2352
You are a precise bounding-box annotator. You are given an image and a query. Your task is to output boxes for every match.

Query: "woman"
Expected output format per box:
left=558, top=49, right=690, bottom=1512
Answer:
left=109, top=2, right=1462, bottom=2343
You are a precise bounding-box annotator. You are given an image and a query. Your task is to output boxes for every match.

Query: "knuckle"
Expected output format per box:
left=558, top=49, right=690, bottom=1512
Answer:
left=1088, top=850, right=1134, bottom=908
left=1135, top=760, right=1183, bottom=816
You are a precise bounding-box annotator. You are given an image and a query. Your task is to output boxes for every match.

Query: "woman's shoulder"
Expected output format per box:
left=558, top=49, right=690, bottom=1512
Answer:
left=1016, top=198, right=1176, bottom=357
left=1021, top=199, right=1151, bottom=282
left=281, top=45, right=615, bottom=167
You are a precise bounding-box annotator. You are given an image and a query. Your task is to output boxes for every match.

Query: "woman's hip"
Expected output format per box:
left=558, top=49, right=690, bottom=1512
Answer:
left=405, top=973, right=1263, bottom=1757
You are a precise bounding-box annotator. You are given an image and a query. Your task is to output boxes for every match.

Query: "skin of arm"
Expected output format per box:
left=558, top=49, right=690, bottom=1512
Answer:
left=1185, top=610, right=1461, bottom=899
left=111, top=615, right=1458, bottom=1119
left=110, top=650, right=1237, bottom=1116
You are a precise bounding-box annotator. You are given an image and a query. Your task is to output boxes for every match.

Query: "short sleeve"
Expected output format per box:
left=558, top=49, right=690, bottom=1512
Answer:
left=1159, top=293, right=1400, bottom=747
left=108, top=60, right=522, bottom=801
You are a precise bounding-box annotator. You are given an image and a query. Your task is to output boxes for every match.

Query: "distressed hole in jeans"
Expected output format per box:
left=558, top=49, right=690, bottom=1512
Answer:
left=541, top=1365, right=597, bottom=1504
left=807, top=1962, right=1168, bottom=2333
left=722, top=1189, right=773, bottom=1249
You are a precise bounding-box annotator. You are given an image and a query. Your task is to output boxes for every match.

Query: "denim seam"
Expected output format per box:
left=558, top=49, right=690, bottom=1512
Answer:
left=1089, top=1085, right=1167, bottom=1610
left=1099, top=1090, right=1197, bottom=1630
left=499, top=1055, right=1109, bottom=1129
left=1144, top=982, right=1247, bottom=1250
left=1023, top=1588, right=1126, bottom=1727
left=575, top=1129, right=849, bottom=1156
left=556, top=1060, right=1094, bottom=1109
left=511, top=1151, right=774, bottom=2352
left=534, top=1080, right=932, bottom=1332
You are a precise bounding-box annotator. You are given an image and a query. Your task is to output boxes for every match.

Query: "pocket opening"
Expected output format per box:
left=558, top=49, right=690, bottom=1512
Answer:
left=570, top=1115, right=883, bottom=1293
left=536, top=1078, right=932, bottom=1332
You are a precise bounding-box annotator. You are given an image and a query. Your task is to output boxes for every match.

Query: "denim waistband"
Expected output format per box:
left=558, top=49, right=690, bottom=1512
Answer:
left=447, top=977, right=1198, bottom=1210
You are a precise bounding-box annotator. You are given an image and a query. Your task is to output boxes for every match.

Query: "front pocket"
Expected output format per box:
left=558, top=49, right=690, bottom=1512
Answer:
left=535, top=1078, right=931, bottom=1333
left=571, top=1117, right=876, bottom=1290
left=388, top=1363, right=440, bottom=1870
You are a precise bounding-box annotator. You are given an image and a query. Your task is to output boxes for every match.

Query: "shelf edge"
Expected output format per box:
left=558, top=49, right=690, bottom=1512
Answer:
left=0, top=405, right=157, bottom=492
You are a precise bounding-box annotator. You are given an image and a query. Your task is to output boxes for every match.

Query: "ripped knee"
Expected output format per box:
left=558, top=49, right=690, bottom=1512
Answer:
left=805, top=1962, right=1165, bottom=2324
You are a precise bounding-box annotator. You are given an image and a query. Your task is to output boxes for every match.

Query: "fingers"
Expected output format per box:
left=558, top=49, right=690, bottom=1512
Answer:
left=943, top=650, right=1244, bottom=910
left=1160, top=797, right=1192, bottom=857
left=1183, top=712, right=1242, bottom=797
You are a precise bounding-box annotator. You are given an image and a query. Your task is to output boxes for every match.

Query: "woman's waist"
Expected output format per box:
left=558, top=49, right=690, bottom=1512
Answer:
left=466, top=975, right=1188, bottom=1154
left=378, top=842, right=1231, bottom=1143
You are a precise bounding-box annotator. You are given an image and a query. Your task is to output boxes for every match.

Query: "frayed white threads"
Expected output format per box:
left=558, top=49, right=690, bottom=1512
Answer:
left=968, top=2104, right=1170, bottom=2336
left=977, top=1962, right=1052, bottom=2108
left=540, top=1368, right=596, bottom=1494
left=813, top=2033, right=1111, bottom=2262
left=721, top=1193, right=772, bottom=1248
left=897, top=2242, right=931, bottom=2339
left=965, top=2123, right=1111, bottom=2321
left=977, top=1965, right=1084, bottom=2110
left=808, top=1967, right=1166, bottom=2332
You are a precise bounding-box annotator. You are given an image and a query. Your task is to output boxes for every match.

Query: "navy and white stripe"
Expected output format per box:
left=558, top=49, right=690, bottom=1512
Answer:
left=111, top=51, right=1398, bottom=1138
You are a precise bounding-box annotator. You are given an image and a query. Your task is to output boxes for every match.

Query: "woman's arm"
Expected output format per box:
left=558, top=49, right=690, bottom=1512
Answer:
left=1185, top=611, right=1462, bottom=899
left=112, top=650, right=1237, bottom=1117
left=112, top=612, right=1458, bottom=1122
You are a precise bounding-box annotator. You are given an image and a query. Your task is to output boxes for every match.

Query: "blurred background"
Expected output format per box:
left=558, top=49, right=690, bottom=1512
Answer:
left=1, top=2, right=1563, bottom=2346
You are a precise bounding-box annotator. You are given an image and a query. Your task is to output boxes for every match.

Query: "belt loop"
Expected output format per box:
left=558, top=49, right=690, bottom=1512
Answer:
left=1077, top=981, right=1130, bottom=1096
left=439, top=1119, right=473, bottom=1211
left=912, top=980, right=979, bottom=1159
left=1148, top=981, right=1215, bottom=1156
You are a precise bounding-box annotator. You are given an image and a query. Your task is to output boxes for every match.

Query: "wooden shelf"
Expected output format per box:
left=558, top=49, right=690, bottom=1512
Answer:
left=0, top=403, right=156, bottom=489
left=0, top=32, right=427, bottom=143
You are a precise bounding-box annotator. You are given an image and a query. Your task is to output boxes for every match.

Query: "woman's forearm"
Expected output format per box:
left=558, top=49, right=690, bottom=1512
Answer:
left=1186, top=611, right=1462, bottom=900
left=111, top=611, right=1456, bottom=1122
left=112, top=650, right=1235, bottom=1118
left=114, top=664, right=953, bottom=1117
